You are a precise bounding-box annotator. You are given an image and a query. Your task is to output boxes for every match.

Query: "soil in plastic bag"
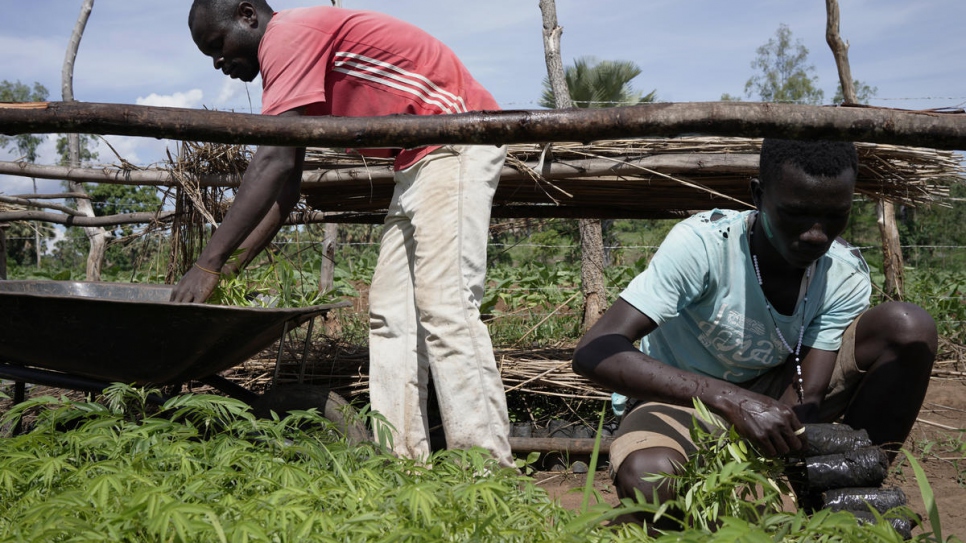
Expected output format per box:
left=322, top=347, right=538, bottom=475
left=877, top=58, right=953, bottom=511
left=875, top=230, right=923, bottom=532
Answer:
left=821, top=486, right=907, bottom=513
left=801, top=423, right=873, bottom=456
left=804, top=446, right=889, bottom=492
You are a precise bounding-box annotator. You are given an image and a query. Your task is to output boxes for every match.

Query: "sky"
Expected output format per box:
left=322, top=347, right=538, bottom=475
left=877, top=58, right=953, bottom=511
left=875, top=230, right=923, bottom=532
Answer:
left=1, top=0, right=964, bottom=196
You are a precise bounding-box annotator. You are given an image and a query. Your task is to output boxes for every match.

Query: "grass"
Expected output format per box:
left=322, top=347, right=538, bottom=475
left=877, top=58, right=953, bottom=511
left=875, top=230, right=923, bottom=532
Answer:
left=909, top=431, right=966, bottom=488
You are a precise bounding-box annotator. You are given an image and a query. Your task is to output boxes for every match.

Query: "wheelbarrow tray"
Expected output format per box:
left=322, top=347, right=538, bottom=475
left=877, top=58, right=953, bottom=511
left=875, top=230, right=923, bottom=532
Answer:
left=0, top=280, right=343, bottom=386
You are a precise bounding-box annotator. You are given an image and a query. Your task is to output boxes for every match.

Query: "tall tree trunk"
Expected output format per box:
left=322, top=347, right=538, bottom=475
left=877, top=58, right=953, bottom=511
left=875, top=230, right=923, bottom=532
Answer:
left=539, top=0, right=606, bottom=330
left=825, top=0, right=903, bottom=299
left=62, top=0, right=109, bottom=281
left=875, top=201, right=904, bottom=298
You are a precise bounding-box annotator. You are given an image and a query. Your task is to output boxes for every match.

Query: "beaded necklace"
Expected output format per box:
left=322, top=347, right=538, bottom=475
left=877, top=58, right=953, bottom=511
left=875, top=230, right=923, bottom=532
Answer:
left=750, top=213, right=811, bottom=404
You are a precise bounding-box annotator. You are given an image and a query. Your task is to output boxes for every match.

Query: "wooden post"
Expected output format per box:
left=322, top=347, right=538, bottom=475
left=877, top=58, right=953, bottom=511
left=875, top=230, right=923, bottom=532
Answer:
left=62, top=0, right=110, bottom=282
left=539, top=0, right=606, bottom=331
left=826, top=0, right=904, bottom=299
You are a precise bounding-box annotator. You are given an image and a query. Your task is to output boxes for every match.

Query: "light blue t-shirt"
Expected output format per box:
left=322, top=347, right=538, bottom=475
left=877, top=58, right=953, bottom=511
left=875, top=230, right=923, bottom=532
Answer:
left=619, top=209, right=871, bottom=384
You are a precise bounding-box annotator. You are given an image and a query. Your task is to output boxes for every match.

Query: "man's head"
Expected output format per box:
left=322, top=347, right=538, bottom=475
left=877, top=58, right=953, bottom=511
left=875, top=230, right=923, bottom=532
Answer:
left=751, top=139, right=859, bottom=268
left=189, top=0, right=274, bottom=83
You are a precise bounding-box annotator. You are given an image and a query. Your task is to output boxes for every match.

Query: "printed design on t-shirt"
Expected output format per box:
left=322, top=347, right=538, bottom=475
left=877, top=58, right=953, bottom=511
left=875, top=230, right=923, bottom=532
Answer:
left=332, top=52, right=468, bottom=114
left=696, top=306, right=781, bottom=378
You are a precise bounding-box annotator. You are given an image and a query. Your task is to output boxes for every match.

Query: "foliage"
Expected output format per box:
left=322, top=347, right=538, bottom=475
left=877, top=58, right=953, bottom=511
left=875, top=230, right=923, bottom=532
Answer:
left=911, top=429, right=966, bottom=488
left=55, top=134, right=100, bottom=166
left=742, top=24, right=825, bottom=104
left=0, top=80, right=49, bottom=162
left=896, top=184, right=966, bottom=269
left=89, top=183, right=162, bottom=229
left=901, top=268, right=966, bottom=345
left=0, top=80, right=58, bottom=268
left=540, top=56, right=657, bottom=109
left=902, top=449, right=951, bottom=542
left=0, top=387, right=957, bottom=541
left=731, top=23, right=880, bottom=107
left=1, top=221, right=56, bottom=267
left=210, top=251, right=353, bottom=309
left=833, top=80, right=878, bottom=105
left=649, top=399, right=794, bottom=531
left=0, top=385, right=646, bottom=543
left=484, top=260, right=583, bottom=345
left=627, top=399, right=948, bottom=541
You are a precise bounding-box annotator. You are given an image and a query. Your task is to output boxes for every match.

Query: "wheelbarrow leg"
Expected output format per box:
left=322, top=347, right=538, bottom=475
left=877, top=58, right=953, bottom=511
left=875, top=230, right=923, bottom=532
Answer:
left=12, top=381, right=24, bottom=435
left=268, top=316, right=317, bottom=386
left=297, top=317, right=316, bottom=384
left=271, top=321, right=290, bottom=385
left=199, top=374, right=260, bottom=405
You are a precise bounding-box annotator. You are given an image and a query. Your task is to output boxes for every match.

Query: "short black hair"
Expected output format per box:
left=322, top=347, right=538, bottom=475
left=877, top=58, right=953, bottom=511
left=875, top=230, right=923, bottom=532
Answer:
left=189, top=0, right=273, bottom=28
left=759, top=139, right=858, bottom=187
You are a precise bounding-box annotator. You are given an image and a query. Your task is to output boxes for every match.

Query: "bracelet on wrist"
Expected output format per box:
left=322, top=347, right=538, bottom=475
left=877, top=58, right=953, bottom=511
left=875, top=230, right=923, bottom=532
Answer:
left=194, top=263, right=222, bottom=276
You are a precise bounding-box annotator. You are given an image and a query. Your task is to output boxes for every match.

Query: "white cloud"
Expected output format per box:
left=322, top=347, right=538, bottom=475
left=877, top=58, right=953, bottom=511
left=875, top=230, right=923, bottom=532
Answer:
left=136, top=89, right=204, bottom=109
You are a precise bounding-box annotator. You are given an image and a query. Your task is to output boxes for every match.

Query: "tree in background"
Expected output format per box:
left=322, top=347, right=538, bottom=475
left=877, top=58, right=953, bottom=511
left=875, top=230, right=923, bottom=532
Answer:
left=55, top=134, right=98, bottom=167
left=832, top=80, right=877, bottom=105
left=55, top=133, right=160, bottom=237
left=0, top=80, right=56, bottom=267
left=540, top=56, right=656, bottom=109
left=0, top=81, right=48, bottom=162
left=0, top=80, right=162, bottom=275
left=721, top=25, right=877, bottom=105
left=742, top=24, right=825, bottom=104
left=50, top=135, right=163, bottom=274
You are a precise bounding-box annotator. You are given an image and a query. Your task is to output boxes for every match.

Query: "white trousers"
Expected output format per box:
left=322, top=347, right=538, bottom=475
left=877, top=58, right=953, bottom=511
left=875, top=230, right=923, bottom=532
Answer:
left=368, top=144, right=513, bottom=467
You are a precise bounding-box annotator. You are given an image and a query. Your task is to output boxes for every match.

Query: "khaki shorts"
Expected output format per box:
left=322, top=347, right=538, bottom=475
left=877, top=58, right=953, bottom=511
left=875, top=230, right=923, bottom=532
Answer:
left=609, top=315, right=864, bottom=475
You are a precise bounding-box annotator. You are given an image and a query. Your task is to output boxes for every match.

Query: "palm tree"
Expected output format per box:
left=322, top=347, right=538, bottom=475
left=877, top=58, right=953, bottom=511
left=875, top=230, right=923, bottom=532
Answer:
left=540, top=57, right=656, bottom=109
left=538, top=57, right=657, bottom=329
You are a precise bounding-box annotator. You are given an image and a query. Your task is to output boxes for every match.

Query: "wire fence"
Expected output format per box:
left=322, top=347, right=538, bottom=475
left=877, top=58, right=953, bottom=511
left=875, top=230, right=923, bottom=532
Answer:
left=5, top=231, right=966, bottom=336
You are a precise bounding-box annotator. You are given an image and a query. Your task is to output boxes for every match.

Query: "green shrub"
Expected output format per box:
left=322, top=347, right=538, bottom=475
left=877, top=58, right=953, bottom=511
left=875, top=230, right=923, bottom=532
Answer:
left=0, top=388, right=956, bottom=542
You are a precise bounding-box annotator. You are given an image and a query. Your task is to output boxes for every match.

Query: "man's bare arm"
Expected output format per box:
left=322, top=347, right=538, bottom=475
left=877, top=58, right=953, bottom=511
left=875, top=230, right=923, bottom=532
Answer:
left=573, top=298, right=806, bottom=456
left=170, top=109, right=306, bottom=303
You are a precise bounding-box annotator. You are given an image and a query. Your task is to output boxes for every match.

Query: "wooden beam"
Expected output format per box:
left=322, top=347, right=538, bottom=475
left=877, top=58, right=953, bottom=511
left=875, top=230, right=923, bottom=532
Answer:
left=1, top=101, right=964, bottom=150
left=0, top=210, right=174, bottom=227
left=508, top=436, right=613, bottom=455
left=0, top=154, right=759, bottom=187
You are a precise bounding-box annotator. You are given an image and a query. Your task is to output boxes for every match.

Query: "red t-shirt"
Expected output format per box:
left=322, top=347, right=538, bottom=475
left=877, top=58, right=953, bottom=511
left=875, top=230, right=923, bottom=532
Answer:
left=259, top=7, right=500, bottom=170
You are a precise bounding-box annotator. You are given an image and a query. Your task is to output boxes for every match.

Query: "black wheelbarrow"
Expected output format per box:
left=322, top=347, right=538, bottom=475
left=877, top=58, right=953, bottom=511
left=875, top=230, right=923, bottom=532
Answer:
left=0, top=280, right=366, bottom=441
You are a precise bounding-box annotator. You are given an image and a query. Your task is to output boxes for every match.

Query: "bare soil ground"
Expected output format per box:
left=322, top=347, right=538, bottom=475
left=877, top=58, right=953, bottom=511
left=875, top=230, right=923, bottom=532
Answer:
left=534, top=378, right=966, bottom=539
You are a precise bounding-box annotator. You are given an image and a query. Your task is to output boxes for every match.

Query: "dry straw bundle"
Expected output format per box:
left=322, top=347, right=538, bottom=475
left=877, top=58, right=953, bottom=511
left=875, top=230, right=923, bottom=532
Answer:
left=298, top=137, right=964, bottom=222
left=227, top=339, right=609, bottom=406
left=164, top=141, right=249, bottom=281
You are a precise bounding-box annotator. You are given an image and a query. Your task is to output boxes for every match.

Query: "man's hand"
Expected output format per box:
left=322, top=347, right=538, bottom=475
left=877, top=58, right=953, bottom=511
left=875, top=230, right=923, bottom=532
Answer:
left=170, top=264, right=221, bottom=303
left=727, top=393, right=806, bottom=458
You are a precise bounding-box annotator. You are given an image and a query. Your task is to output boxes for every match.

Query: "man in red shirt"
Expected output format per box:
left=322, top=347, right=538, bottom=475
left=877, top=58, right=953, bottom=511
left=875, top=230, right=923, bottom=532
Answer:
left=178, top=0, right=513, bottom=467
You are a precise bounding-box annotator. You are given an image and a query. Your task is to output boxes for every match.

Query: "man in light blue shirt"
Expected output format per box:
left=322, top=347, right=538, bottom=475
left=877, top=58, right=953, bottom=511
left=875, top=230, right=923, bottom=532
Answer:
left=573, top=139, right=937, bottom=528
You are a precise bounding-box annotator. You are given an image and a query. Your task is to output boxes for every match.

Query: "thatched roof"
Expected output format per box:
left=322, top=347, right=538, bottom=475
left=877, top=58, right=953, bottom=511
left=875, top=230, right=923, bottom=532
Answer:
left=298, top=137, right=964, bottom=223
